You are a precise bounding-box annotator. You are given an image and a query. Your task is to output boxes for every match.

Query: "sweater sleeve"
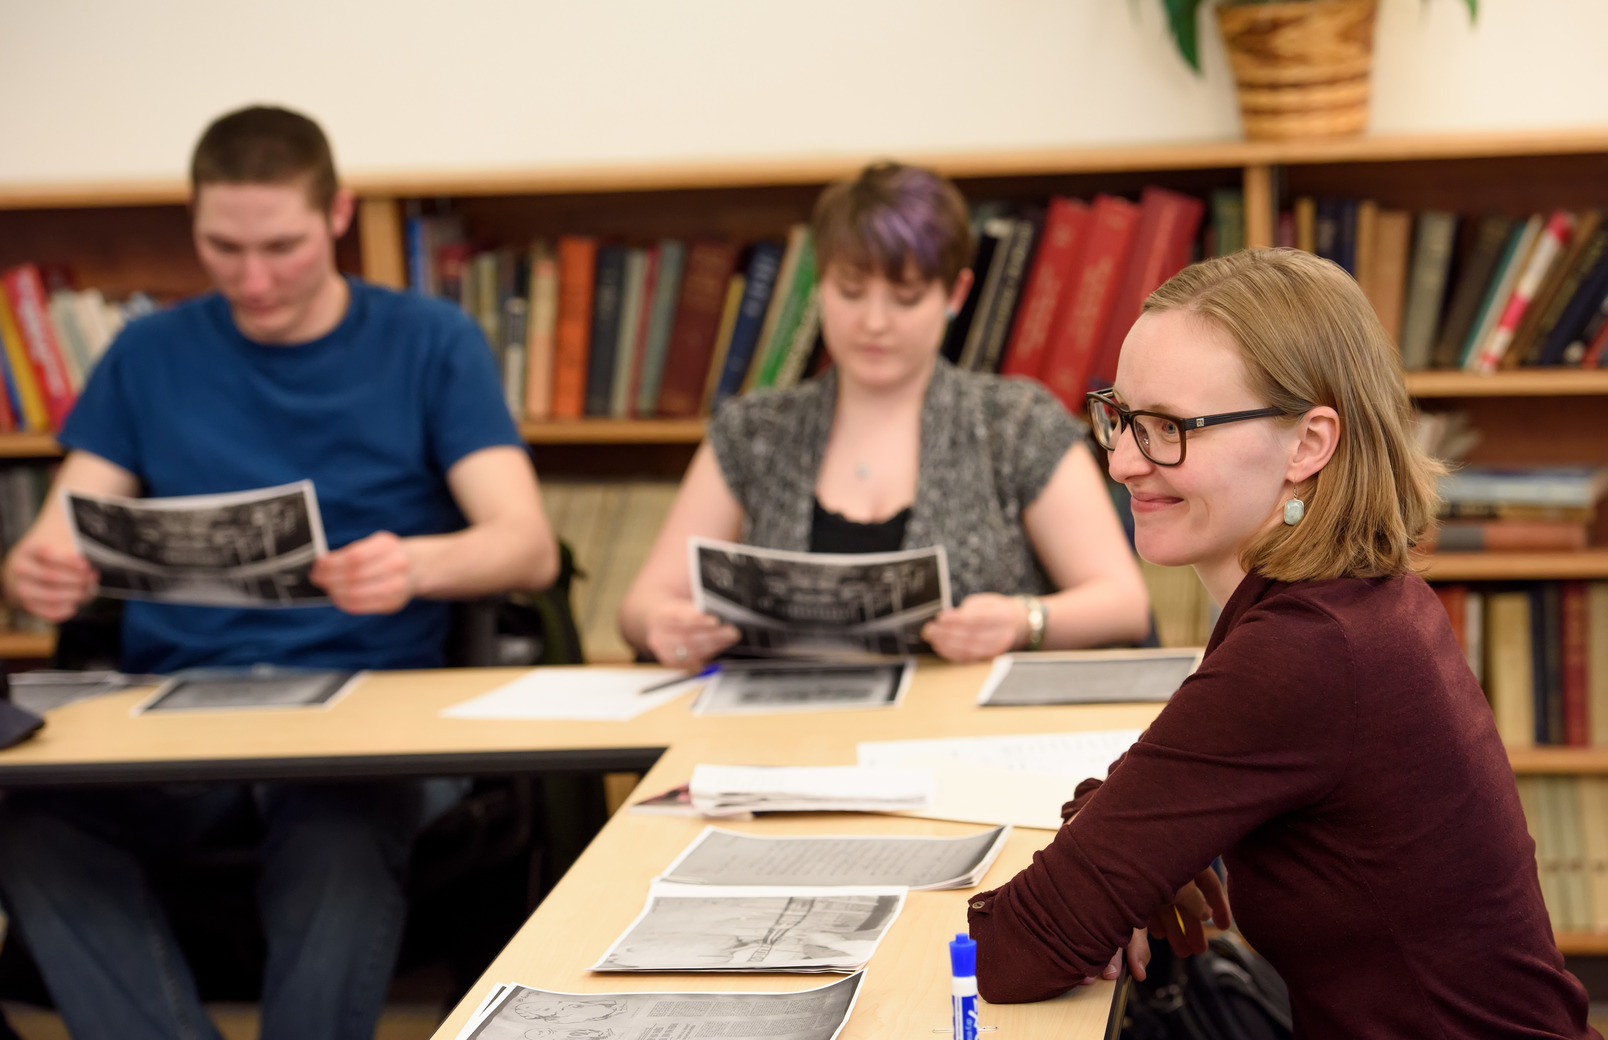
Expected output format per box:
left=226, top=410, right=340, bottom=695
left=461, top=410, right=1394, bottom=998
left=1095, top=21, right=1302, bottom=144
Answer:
left=967, top=595, right=1358, bottom=1003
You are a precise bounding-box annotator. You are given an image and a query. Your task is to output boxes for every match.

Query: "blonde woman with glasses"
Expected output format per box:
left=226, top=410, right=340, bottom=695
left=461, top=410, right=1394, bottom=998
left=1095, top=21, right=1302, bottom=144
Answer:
left=968, top=248, right=1597, bottom=1039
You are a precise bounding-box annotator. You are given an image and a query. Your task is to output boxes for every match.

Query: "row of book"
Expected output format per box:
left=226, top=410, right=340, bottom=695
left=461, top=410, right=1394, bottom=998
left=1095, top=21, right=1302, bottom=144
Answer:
left=1516, top=775, right=1608, bottom=935
left=542, top=479, right=678, bottom=663
left=1425, top=464, right=1608, bottom=553
left=0, top=263, right=154, bottom=435
left=406, top=184, right=1214, bottom=420
left=0, top=463, right=55, bottom=635
left=1437, top=581, right=1608, bottom=750
left=1275, top=200, right=1608, bottom=373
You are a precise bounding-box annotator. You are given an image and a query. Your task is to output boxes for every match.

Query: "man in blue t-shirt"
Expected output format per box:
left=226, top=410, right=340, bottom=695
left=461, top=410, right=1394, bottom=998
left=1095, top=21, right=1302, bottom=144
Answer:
left=0, top=107, right=559, bottom=1040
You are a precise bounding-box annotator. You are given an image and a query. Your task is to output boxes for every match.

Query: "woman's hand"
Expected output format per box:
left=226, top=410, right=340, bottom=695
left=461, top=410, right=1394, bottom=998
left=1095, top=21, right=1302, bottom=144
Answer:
left=1148, top=867, right=1233, bottom=958
left=644, top=599, right=740, bottom=668
left=920, top=593, right=1030, bottom=662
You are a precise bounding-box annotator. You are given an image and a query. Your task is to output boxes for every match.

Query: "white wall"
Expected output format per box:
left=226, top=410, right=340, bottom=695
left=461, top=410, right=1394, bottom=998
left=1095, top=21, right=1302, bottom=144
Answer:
left=0, top=0, right=1604, bottom=187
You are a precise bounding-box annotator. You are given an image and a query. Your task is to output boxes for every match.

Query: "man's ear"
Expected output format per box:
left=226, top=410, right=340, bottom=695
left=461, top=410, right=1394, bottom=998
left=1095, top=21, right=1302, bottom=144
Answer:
left=1287, top=405, right=1339, bottom=484
left=327, top=187, right=356, bottom=239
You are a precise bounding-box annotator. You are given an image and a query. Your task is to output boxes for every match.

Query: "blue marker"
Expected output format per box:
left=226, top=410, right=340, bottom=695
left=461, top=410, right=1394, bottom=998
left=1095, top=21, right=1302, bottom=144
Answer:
left=950, top=932, right=979, bottom=1040
left=637, top=663, right=721, bottom=695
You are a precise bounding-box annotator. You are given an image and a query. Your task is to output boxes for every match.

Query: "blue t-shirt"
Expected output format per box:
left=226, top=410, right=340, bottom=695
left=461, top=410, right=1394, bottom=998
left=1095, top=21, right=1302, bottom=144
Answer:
left=59, top=278, right=523, bottom=674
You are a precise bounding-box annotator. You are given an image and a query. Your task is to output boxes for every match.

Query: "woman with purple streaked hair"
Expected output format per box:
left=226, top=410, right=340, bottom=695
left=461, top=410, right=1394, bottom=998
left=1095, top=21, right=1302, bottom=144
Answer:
left=619, top=162, right=1150, bottom=666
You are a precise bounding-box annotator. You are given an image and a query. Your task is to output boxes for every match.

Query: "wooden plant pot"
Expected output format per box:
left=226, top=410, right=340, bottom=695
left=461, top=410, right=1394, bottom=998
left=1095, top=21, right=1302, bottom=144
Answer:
left=1216, top=0, right=1378, bottom=140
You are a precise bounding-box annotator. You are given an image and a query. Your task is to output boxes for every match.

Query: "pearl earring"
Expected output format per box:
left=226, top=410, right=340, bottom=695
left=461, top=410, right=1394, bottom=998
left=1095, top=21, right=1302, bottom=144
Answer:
left=1283, top=497, right=1305, bottom=526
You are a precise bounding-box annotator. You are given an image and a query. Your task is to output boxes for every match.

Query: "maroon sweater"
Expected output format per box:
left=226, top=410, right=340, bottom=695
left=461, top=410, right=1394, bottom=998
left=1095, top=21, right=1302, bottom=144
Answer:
left=968, top=571, right=1596, bottom=1039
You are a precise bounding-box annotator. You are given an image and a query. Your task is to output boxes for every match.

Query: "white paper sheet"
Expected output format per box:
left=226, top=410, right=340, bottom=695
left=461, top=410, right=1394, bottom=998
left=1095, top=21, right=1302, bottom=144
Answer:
left=855, top=730, right=1144, bottom=831
left=440, top=667, right=694, bottom=721
left=659, top=824, right=1010, bottom=890
left=690, top=764, right=934, bottom=814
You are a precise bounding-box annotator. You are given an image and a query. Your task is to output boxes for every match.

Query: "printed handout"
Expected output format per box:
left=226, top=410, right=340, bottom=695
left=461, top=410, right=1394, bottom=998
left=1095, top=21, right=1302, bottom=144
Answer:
left=64, top=481, right=328, bottom=608
left=593, top=884, right=905, bottom=972
left=689, top=764, right=935, bottom=816
left=977, top=649, right=1205, bottom=707
left=692, top=660, right=914, bottom=716
left=659, top=825, right=1010, bottom=890
left=7, top=670, right=165, bottom=715
left=455, top=971, right=865, bottom=1040
left=132, top=667, right=362, bottom=715
left=689, top=537, right=949, bottom=658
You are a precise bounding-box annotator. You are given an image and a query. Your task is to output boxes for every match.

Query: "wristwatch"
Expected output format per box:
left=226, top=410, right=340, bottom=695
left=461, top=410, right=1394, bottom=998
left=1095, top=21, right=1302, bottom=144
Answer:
left=1017, top=595, right=1048, bottom=651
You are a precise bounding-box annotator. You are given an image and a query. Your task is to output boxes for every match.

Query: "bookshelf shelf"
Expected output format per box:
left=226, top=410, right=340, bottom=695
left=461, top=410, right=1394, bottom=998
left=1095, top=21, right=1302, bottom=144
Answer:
left=1417, top=550, right=1608, bottom=582
left=0, top=434, right=63, bottom=459
left=0, top=628, right=55, bottom=659
left=1508, top=747, right=1608, bottom=774
left=1404, top=370, right=1608, bottom=398
left=1555, top=933, right=1608, bottom=956
left=519, top=419, right=706, bottom=446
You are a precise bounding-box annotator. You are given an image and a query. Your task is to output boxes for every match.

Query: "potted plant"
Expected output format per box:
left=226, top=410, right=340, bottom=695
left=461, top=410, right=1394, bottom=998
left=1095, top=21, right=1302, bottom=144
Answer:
left=1158, top=0, right=1478, bottom=140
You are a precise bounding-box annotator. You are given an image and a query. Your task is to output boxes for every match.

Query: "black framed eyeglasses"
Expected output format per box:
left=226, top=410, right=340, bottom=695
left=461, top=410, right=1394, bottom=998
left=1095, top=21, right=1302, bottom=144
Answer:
left=1085, top=388, right=1286, bottom=467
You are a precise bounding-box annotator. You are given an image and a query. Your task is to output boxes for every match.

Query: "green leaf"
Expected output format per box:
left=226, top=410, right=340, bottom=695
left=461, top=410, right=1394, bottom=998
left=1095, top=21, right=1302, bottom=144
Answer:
left=1162, top=0, right=1205, bottom=74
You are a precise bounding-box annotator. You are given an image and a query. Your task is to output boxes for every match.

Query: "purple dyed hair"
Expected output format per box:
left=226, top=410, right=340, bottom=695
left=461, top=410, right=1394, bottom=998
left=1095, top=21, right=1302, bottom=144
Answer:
left=811, top=162, right=974, bottom=290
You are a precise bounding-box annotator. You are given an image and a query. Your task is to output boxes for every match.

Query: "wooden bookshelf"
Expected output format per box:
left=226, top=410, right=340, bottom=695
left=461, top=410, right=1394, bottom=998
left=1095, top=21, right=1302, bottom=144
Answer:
left=520, top=418, right=705, bottom=445
left=0, top=434, right=63, bottom=459
left=1419, top=550, right=1608, bottom=582
left=0, top=628, right=55, bottom=659
left=1554, top=933, right=1608, bottom=956
left=1405, top=370, right=1608, bottom=398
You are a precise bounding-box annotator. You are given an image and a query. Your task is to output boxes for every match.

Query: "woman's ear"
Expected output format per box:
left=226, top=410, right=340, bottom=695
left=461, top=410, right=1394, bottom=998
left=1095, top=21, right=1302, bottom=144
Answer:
left=1286, top=405, right=1340, bottom=484
left=945, top=269, right=974, bottom=319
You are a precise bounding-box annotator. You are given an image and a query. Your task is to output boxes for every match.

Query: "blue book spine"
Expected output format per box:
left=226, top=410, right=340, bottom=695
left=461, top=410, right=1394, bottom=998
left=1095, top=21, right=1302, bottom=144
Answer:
left=0, top=342, right=23, bottom=427
left=405, top=217, right=429, bottom=294
left=584, top=245, right=628, bottom=417
left=713, top=242, right=785, bottom=409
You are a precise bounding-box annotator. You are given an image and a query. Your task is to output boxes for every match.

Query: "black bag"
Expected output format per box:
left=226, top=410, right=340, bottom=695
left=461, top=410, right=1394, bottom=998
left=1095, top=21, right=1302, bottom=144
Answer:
left=1121, top=932, right=1293, bottom=1040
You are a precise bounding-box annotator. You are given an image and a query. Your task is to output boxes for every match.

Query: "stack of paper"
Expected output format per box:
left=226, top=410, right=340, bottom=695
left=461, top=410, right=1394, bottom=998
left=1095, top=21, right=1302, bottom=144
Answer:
left=689, top=764, right=934, bottom=816
left=659, top=825, right=1010, bottom=891
left=455, top=973, right=864, bottom=1040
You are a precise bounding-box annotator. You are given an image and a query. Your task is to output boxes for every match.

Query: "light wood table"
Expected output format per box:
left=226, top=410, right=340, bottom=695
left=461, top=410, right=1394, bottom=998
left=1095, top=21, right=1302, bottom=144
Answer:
left=0, top=661, right=1167, bottom=1039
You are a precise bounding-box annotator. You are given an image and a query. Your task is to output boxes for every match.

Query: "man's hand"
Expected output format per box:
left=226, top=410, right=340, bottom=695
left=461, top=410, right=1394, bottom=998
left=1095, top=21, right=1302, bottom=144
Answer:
left=644, top=599, right=739, bottom=668
left=310, top=532, right=416, bottom=615
left=920, top=593, right=1031, bottom=663
left=4, top=540, right=97, bottom=622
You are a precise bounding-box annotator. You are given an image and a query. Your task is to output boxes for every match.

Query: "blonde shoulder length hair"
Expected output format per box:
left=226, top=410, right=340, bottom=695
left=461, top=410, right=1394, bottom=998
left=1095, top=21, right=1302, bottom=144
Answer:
left=1143, top=248, right=1442, bottom=582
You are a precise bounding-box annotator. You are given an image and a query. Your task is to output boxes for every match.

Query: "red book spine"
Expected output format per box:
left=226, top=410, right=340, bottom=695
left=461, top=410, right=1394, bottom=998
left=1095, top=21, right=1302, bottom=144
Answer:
left=1086, top=187, right=1206, bottom=391
left=1, top=264, right=76, bottom=430
left=1561, top=580, right=1590, bottom=747
left=1434, top=583, right=1468, bottom=659
left=999, top=197, right=1089, bottom=379
left=656, top=242, right=740, bottom=418
left=550, top=237, right=598, bottom=420
left=1038, top=195, right=1138, bottom=411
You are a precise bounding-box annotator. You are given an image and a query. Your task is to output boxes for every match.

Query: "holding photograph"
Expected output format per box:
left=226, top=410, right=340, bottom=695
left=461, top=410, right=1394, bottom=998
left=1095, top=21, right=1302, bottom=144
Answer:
left=64, top=481, right=328, bottom=608
left=689, top=537, right=949, bottom=659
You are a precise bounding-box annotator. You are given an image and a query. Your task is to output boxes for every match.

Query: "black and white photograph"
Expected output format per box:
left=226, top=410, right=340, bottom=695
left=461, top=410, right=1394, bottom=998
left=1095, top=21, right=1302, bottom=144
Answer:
left=592, top=885, right=905, bottom=973
left=6, top=670, right=166, bottom=715
left=458, top=972, right=865, bottom=1040
left=976, top=648, right=1205, bottom=707
left=691, top=660, right=914, bottom=717
left=658, top=825, right=1010, bottom=891
left=64, top=480, right=329, bottom=608
left=688, top=537, right=949, bottom=658
left=132, top=667, right=361, bottom=715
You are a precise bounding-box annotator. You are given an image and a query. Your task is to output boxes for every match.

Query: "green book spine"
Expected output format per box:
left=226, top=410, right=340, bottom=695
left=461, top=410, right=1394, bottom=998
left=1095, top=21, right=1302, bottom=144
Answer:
left=754, top=236, right=817, bottom=389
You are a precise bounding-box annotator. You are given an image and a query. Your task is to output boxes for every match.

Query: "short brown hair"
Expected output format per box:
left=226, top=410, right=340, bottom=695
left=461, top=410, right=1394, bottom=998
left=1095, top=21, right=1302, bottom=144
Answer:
left=190, top=105, right=338, bottom=212
left=811, top=162, right=973, bottom=290
left=1143, top=248, right=1442, bottom=581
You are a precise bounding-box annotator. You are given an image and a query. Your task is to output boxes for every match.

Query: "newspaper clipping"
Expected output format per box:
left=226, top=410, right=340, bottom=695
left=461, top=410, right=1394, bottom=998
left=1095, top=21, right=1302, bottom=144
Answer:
left=689, top=537, right=949, bottom=658
left=977, top=648, right=1205, bottom=706
left=457, top=972, right=865, bottom=1040
left=691, top=660, right=914, bottom=716
left=593, top=885, right=906, bottom=972
left=659, top=825, right=1010, bottom=890
left=64, top=481, right=328, bottom=608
